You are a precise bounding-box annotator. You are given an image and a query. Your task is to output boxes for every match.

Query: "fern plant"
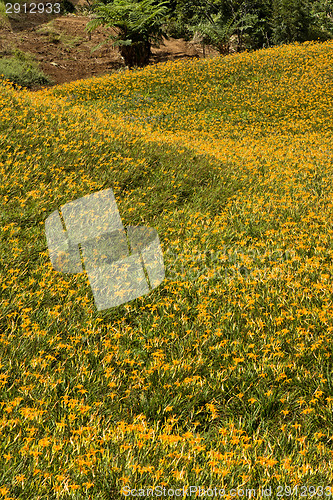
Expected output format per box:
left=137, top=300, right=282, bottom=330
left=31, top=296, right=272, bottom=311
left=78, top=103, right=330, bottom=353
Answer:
left=86, top=0, right=170, bottom=67
left=187, top=5, right=257, bottom=55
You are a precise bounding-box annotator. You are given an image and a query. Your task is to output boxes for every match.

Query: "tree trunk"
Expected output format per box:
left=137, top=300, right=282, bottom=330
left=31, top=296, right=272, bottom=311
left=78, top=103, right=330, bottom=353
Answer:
left=119, top=40, right=151, bottom=68
left=217, top=41, right=230, bottom=55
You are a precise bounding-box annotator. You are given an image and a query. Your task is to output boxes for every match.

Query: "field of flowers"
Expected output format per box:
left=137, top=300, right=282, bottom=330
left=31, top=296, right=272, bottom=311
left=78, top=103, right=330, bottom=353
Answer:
left=1, top=39, right=333, bottom=498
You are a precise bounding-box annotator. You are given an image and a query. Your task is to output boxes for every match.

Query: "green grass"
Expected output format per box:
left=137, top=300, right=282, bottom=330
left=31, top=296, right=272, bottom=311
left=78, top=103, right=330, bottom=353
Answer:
left=0, top=49, right=53, bottom=88
left=35, top=23, right=82, bottom=47
left=0, top=0, right=10, bottom=28
left=1, top=39, right=333, bottom=498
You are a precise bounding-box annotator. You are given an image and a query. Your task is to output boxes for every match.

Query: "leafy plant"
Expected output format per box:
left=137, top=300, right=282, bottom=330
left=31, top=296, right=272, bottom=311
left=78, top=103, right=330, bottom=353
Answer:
left=271, top=0, right=313, bottom=44
left=187, top=3, right=257, bottom=54
left=86, top=0, right=170, bottom=67
left=308, top=0, right=333, bottom=41
left=160, top=0, right=333, bottom=52
left=0, top=50, right=53, bottom=88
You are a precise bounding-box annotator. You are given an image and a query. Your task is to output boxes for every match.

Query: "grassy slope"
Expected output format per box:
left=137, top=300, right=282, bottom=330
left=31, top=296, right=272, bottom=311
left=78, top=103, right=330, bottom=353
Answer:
left=1, top=39, right=333, bottom=497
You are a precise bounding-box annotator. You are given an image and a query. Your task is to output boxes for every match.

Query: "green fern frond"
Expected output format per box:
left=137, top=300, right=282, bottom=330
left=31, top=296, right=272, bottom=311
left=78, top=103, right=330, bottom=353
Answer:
left=85, top=0, right=170, bottom=56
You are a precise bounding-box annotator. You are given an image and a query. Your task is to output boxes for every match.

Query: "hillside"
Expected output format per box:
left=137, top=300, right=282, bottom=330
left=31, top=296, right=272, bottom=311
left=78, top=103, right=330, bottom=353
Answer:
left=1, top=39, right=333, bottom=496
left=0, top=8, right=219, bottom=88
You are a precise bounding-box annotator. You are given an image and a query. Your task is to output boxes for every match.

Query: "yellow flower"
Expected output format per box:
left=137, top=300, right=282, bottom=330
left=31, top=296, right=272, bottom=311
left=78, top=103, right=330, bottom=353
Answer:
left=38, top=437, right=51, bottom=448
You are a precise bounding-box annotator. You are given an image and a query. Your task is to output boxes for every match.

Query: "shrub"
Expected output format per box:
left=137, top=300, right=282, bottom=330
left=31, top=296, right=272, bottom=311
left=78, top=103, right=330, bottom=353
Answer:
left=271, top=0, right=313, bottom=44
left=0, top=50, right=53, bottom=88
left=86, top=0, right=170, bottom=68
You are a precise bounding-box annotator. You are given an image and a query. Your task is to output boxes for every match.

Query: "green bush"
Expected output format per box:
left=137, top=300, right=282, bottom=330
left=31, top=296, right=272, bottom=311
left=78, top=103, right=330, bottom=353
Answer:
left=271, top=0, right=312, bottom=44
left=0, top=51, right=53, bottom=88
left=164, top=0, right=333, bottom=53
left=308, top=0, right=333, bottom=41
left=86, top=0, right=170, bottom=68
left=163, top=14, right=191, bottom=39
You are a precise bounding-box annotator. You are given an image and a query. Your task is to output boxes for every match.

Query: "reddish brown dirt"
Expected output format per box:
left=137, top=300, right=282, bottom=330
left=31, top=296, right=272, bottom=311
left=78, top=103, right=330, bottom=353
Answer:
left=0, top=4, right=220, bottom=90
